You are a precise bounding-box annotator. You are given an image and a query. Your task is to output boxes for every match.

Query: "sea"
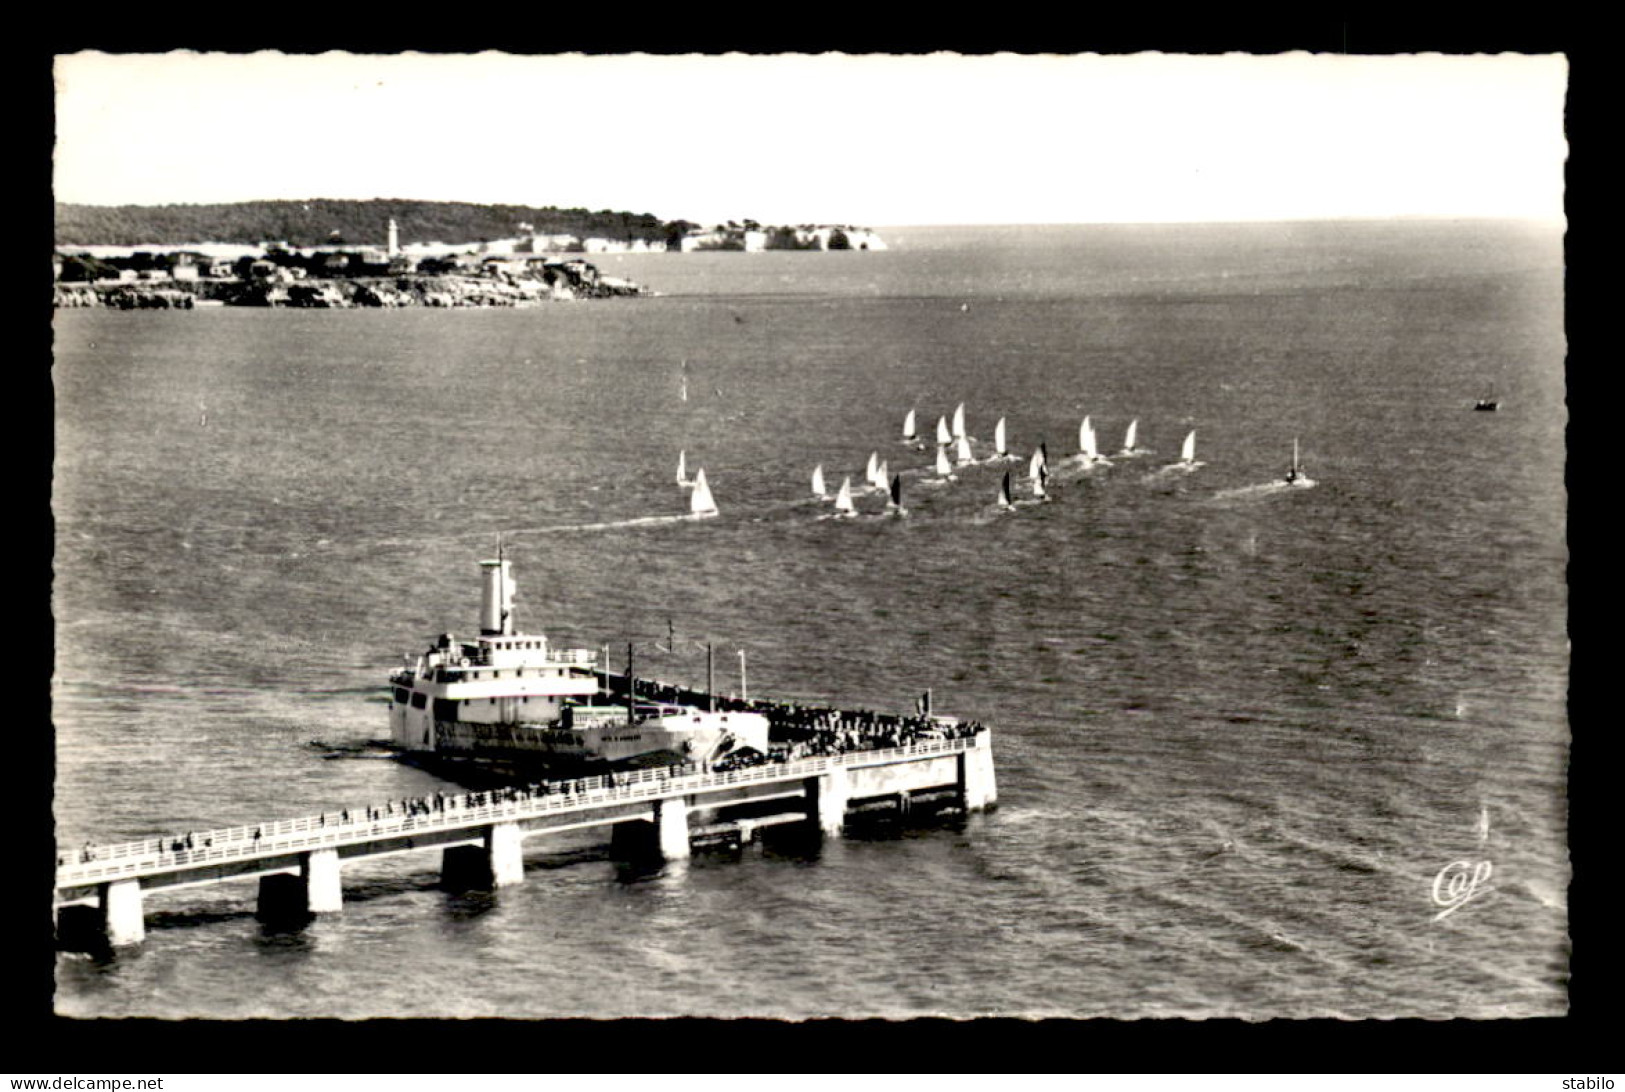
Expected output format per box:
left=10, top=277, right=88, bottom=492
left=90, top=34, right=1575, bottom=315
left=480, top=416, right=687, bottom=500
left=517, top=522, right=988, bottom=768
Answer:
left=50, top=220, right=1569, bottom=1020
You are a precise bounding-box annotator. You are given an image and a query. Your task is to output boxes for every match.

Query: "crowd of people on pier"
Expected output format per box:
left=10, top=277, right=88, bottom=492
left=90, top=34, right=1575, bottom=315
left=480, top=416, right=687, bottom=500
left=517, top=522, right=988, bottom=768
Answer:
left=622, top=678, right=985, bottom=760
left=612, top=677, right=986, bottom=772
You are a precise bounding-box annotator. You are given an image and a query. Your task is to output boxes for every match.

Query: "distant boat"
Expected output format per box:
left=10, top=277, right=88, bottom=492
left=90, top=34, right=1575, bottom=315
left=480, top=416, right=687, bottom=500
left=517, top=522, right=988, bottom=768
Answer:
left=935, top=444, right=956, bottom=480
left=1283, top=438, right=1312, bottom=487
left=866, top=452, right=881, bottom=489
left=690, top=468, right=718, bottom=517
left=1120, top=418, right=1139, bottom=456
left=1028, top=450, right=1044, bottom=482
left=677, top=450, right=694, bottom=487
left=1180, top=430, right=1197, bottom=465
left=811, top=463, right=827, bottom=499
left=1474, top=398, right=1500, bottom=412
left=902, top=408, right=918, bottom=441
left=994, top=417, right=1008, bottom=457
left=955, top=434, right=974, bottom=466
left=952, top=402, right=967, bottom=440
left=997, top=471, right=1013, bottom=510
left=1033, top=464, right=1048, bottom=501
left=877, top=458, right=889, bottom=489
left=833, top=476, right=856, bottom=517
left=936, top=415, right=953, bottom=446
left=1078, top=416, right=1100, bottom=462
left=887, top=473, right=906, bottom=516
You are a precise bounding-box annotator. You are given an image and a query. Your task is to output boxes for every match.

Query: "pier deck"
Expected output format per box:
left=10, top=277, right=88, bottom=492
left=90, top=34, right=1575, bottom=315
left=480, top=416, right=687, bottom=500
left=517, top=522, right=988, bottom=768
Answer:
left=55, top=732, right=996, bottom=948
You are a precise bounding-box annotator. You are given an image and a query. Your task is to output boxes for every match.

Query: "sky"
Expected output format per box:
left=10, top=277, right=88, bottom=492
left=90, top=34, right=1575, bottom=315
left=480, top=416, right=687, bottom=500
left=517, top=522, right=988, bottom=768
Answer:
left=52, top=51, right=1568, bottom=228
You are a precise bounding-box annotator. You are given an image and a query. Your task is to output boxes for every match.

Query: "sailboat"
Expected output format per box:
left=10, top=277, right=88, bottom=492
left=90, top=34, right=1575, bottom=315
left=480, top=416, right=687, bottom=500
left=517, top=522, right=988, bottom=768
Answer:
left=1119, top=418, right=1139, bottom=456
left=1028, top=449, right=1044, bottom=482
left=1078, top=417, right=1102, bottom=464
left=934, top=444, right=956, bottom=481
left=690, top=468, right=718, bottom=518
left=956, top=434, right=974, bottom=467
left=936, top=415, right=953, bottom=446
left=1178, top=430, right=1198, bottom=467
left=1283, top=438, right=1312, bottom=487
left=902, top=408, right=918, bottom=442
left=1033, top=464, right=1049, bottom=501
left=886, top=473, right=906, bottom=516
left=833, top=476, right=857, bottom=517
left=866, top=452, right=881, bottom=489
left=677, top=450, right=694, bottom=487
left=952, top=403, right=968, bottom=441
left=997, top=471, right=1013, bottom=510
left=811, top=463, right=827, bottom=499
left=877, top=458, right=889, bottom=488
left=994, top=417, right=1008, bottom=458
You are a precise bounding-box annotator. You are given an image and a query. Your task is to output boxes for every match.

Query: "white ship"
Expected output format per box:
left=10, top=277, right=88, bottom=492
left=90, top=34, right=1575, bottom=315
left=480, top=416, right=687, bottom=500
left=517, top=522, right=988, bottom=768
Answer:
left=388, top=556, right=769, bottom=773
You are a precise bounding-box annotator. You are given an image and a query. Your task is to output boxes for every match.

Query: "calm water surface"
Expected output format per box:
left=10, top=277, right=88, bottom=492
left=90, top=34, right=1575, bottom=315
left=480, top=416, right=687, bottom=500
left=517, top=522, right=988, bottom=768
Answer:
left=52, top=221, right=1567, bottom=1019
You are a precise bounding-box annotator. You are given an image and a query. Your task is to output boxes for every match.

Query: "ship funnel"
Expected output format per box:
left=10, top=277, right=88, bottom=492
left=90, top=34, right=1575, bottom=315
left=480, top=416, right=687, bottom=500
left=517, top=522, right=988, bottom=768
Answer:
left=479, top=558, right=516, bottom=635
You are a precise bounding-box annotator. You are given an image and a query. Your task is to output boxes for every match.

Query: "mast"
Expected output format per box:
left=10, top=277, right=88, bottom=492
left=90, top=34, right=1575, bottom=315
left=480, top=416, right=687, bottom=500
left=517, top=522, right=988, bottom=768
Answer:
left=707, top=642, right=715, bottom=711
left=626, top=642, right=635, bottom=725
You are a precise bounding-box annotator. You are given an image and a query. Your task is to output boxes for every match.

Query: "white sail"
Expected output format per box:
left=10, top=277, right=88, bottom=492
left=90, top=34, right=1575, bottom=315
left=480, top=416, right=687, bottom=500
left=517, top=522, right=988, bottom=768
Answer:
left=936, top=415, right=952, bottom=446
left=936, top=444, right=952, bottom=476
left=1033, top=465, right=1048, bottom=499
left=997, top=471, right=1013, bottom=509
left=1080, top=417, right=1098, bottom=460
left=812, top=463, right=827, bottom=498
left=866, top=451, right=880, bottom=488
left=1028, top=450, right=1043, bottom=481
left=1181, top=430, right=1196, bottom=463
left=1121, top=418, right=1138, bottom=455
left=903, top=409, right=917, bottom=440
left=834, top=476, right=856, bottom=515
left=952, top=402, right=967, bottom=439
left=956, top=434, right=974, bottom=466
left=690, top=468, right=718, bottom=517
left=677, top=449, right=690, bottom=485
left=878, top=458, right=889, bottom=487
left=994, top=417, right=1007, bottom=456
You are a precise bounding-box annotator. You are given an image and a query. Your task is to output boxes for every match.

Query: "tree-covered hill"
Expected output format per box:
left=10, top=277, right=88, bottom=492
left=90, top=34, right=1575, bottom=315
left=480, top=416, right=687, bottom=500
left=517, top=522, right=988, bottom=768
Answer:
left=54, top=198, right=675, bottom=248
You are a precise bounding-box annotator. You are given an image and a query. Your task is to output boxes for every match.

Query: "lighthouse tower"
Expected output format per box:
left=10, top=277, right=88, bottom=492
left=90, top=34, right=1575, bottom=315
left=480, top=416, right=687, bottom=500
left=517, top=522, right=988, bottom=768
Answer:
left=387, top=218, right=400, bottom=257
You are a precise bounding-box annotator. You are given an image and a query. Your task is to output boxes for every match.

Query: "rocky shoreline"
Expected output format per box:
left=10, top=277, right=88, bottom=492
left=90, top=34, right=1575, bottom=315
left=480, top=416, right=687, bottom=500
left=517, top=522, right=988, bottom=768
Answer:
left=53, top=270, right=648, bottom=310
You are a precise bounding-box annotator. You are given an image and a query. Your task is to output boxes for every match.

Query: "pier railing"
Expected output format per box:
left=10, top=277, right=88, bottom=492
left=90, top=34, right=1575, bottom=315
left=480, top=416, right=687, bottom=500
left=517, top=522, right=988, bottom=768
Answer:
left=55, top=735, right=979, bottom=890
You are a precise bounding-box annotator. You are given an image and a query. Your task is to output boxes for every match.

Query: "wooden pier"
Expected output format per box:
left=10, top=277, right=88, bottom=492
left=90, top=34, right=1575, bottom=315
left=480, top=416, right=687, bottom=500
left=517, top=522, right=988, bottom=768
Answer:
left=54, top=732, right=996, bottom=948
